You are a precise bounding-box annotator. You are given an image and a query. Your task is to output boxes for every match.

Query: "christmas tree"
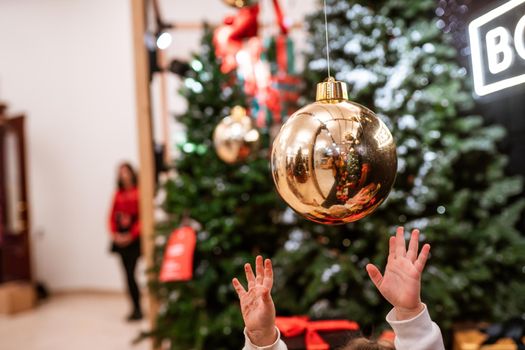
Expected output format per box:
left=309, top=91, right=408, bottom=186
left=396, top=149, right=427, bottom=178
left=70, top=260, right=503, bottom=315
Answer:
left=148, top=1, right=525, bottom=348
left=291, top=0, right=525, bottom=335
left=148, top=27, right=293, bottom=349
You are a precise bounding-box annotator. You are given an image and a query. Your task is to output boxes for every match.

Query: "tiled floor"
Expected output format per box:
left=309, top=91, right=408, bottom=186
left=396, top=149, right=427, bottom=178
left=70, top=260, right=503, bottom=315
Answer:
left=0, top=293, right=152, bottom=350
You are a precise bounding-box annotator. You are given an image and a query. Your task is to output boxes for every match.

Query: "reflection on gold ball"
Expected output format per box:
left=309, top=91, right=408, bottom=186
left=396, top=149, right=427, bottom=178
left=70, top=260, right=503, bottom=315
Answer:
left=271, top=79, right=397, bottom=225
left=222, top=0, right=258, bottom=8
left=213, top=106, right=260, bottom=164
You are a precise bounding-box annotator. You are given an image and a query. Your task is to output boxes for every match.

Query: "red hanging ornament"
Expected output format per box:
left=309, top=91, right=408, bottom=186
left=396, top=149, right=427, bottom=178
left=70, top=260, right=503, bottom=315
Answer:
left=159, top=226, right=197, bottom=282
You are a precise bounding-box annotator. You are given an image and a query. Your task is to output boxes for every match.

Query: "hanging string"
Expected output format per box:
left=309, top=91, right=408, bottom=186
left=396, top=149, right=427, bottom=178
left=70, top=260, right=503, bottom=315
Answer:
left=323, top=0, right=331, bottom=78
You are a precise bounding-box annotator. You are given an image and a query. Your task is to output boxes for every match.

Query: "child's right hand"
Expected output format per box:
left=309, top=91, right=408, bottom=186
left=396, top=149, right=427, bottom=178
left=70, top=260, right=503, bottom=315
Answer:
left=233, top=255, right=277, bottom=347
left=366, top=227, right=431, bottom=320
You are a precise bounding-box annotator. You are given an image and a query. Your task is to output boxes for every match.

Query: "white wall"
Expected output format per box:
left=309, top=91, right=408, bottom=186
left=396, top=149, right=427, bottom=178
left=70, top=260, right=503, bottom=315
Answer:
left=0, top=0, right=138, bottom=291
left=0, top=0, right=318, bottom=291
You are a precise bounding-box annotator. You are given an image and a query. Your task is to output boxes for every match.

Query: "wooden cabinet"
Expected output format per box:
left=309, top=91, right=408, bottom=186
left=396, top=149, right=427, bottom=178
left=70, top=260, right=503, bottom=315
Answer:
left=0, top=104, right=31, bottom=282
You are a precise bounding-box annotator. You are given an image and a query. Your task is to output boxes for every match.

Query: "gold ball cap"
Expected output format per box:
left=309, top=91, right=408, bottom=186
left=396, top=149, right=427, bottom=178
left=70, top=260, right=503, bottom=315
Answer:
left=316, top=77, right=349, bottom=102
left=231, top=106, right=247, bottom=122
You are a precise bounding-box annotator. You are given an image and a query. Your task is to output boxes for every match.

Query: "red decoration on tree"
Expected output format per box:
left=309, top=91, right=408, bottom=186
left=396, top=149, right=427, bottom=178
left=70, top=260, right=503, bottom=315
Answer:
left=270, top=0, right=288, bottom=35
left=254, top=34, right=301, bottom=129
left=159, top=226, right=197, bottom=282
left=213, top=0, right=301, bottom=131
left=213, top=4, right=260, bottom=73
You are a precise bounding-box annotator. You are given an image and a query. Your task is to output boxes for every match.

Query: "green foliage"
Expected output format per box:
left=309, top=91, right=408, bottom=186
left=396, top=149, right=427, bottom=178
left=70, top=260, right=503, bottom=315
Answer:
left=149, top=1, right=525, bottom=348
left=147, top=27, right=292, bottom=350
left=294, top=0, right=525, bottom=338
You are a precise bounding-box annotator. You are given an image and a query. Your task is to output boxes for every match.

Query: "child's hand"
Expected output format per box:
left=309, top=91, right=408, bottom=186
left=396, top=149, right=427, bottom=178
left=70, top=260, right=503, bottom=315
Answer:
left=366, top=227, right=430, bottom=320
left=232, top=256, right=277, bottom=347
left=114, top=232, right=133, bottom=247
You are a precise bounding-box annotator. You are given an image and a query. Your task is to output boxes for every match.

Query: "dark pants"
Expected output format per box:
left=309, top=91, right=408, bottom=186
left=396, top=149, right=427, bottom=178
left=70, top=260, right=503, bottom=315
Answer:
left=115, top=239, right=142, bottom=313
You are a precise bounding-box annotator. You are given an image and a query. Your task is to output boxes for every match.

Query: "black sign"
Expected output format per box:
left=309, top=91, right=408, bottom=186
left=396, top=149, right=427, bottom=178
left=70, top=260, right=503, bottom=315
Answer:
left=469, top=0, right=525, bottom=96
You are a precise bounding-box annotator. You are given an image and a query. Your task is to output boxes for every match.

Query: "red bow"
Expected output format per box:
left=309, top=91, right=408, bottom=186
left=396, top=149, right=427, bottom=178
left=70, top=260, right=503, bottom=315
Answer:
left=213, top=5, right=260, bottom=73
left=276, top=316, right=360, bottom=350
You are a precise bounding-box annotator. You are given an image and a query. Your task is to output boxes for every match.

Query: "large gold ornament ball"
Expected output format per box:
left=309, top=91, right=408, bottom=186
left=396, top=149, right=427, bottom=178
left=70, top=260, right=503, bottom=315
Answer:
left=271, top=79, right=397, bottom=225
left=213, top=106, right=260, bottom=164
left=222, top=0, right=258, bottom=8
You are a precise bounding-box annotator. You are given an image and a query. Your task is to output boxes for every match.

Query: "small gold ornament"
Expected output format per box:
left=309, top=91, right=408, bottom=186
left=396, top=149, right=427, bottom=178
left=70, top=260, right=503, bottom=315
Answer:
left=222, top=0, right=258, bottom=8
left=271, top=78, right=397, bottom=225
left=213, top=106, right=260, bottom=164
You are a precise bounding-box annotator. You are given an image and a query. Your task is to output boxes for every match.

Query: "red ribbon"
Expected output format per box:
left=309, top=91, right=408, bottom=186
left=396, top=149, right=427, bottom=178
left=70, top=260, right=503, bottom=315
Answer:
left=276, top=316, right=360, bottom=350
left=276, top=35, right=288, bottom=74
left=271, top=0, right=288, bottom=35
left=379, top=330, right=395, bottom=343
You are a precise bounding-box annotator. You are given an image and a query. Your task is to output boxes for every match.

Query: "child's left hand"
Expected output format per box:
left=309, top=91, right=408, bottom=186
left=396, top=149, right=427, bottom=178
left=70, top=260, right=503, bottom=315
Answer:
left=366, top=227, right=430, bottom=320
left=232, top=256, right=277, bottom=347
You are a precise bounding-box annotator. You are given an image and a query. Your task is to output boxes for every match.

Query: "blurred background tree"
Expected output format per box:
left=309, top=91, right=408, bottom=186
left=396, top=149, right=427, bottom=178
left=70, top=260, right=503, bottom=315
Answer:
left=294, top=0, right=525, bottom=335
left=149, top=1, right=525, bottom=349
left=147, top=27, right=294, bottom=349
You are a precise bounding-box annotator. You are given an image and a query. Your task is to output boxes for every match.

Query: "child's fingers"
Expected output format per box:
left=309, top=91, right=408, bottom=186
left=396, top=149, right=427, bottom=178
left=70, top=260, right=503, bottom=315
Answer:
left=407, top=229, right=419, bottom=262
left=415, top=244, right=431, bottom=273
left=366, top=264, right=383, bottom=289
left=232, top=278, right=246, bottom=298
left=395, top=226, right=406, bottom=257
left=255, top=255, right=264, bottom=285
left=263, top=258, right=273, bottom=290
left=245, top=263, right=256, bottom=289
left=388, top=236, right=396, bottom=261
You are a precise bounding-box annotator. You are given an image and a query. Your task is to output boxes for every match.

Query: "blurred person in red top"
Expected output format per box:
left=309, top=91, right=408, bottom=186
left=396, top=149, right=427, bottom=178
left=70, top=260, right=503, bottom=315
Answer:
left=108, top=162, right=143, bottom=321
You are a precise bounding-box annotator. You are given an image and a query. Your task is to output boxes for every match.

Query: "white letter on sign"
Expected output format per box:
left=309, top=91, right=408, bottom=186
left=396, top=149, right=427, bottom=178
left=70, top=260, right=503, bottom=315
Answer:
left=486, top=26, right=514, bottom=74
left=515, top=15, right=525, bottom=60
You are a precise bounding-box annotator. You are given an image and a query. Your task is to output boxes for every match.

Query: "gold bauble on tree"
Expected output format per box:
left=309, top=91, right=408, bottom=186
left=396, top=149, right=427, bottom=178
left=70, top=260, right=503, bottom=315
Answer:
left=213, top=106, right=260, bottom=164
left=271, top=78, right=397, bottom=225
left=222, top=0, right=258, bottom=8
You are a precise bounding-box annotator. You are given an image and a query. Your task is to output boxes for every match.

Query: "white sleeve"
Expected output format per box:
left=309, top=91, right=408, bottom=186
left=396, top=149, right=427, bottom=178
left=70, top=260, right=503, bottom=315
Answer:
left=386, top=304, right=445, bottom=350
left=242, top=327, right=288, bottom=350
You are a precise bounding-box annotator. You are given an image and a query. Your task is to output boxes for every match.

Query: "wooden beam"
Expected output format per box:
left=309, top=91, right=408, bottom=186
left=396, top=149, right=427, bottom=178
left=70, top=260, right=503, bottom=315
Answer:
left=130, top=0, right=159, bottom=348
left=168, top=21, right=304, bottom=31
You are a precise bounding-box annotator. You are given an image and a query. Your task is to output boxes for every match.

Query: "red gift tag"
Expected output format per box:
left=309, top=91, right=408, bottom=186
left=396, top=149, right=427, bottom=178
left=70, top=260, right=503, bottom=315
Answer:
left=159, top=226, right=197, bottom=282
